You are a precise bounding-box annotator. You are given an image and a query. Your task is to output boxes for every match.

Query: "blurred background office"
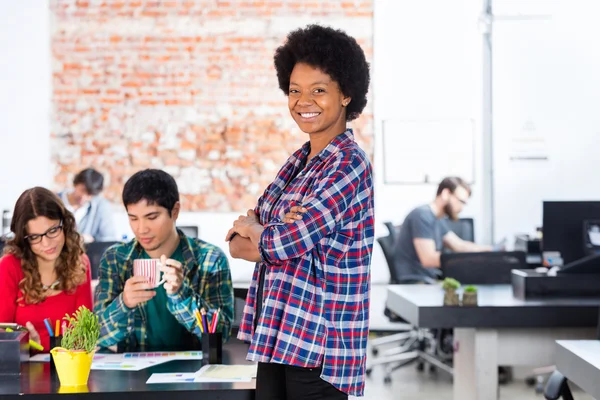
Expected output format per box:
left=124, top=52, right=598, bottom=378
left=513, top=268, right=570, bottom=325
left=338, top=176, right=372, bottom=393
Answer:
left=1, top=1, right=600, bottom=399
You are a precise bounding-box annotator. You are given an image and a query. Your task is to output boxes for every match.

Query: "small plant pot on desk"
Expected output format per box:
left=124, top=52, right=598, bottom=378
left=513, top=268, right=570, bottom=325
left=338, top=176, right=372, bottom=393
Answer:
left=50, top=306, right=100, bottom=388
left=442, top=278, right=461, bottom=306
left=461, top=286, right=478, bottom=306
left=443, top=289, right=460, bottom=306
left=50, top=348, right=95, bottom=387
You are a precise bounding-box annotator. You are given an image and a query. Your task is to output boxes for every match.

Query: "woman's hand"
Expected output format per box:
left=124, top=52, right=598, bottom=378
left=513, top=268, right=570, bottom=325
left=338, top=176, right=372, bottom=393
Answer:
left=25, top=322, right=41, bottom=345
left=226, top=210, right=261, bottom=241
left=282, top=205, right=307, bottom=223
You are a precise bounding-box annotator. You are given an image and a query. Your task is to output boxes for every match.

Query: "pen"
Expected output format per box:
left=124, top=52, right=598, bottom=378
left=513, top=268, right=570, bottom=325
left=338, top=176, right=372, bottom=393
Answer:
left=54, top=320, right=60, bottom=337
left=29, top=340, right=44, bottom=351
left=6, top=327, right=45, bottom=351
left=43, top=319, right=54, bottom=337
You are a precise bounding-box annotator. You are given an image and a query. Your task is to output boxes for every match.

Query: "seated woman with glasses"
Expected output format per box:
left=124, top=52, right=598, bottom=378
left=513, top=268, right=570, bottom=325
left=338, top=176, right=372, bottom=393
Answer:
left=0, top=187, right=93, bottom=352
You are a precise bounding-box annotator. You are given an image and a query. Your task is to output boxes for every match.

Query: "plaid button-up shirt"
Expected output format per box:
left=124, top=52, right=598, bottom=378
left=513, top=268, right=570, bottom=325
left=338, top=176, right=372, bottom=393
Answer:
left=94, top=230, right=234, bottom=350
left=238, top=129, right=374, bottom=396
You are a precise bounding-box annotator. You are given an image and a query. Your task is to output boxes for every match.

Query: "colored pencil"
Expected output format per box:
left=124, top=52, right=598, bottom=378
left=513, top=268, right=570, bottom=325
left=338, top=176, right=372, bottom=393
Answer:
left=200, top=308, right=209, bottom=334
left=210, top=308, right=220, bottom=333
left=194, top=309, right=203, bottom=333
left=54, top=320, right=60, bottom=337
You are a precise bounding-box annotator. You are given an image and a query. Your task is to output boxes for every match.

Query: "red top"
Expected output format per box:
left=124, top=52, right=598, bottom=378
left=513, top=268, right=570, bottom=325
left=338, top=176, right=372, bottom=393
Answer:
left=0, top=253, right=93, bottom=352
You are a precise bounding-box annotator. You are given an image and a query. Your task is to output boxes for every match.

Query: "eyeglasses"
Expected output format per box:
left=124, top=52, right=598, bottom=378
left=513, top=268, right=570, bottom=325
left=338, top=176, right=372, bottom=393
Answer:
left=24, top=223, right=63, bottom=244
left=452, top=194, right=468, bottom=206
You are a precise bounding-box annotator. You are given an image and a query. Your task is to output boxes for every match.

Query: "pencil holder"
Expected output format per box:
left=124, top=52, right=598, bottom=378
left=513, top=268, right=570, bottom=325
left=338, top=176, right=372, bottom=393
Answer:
left=0, top=330, right=28, bottom=375
left=201, top=333, right=222, bottom=364
left=49, top=336, right=62, bottom=375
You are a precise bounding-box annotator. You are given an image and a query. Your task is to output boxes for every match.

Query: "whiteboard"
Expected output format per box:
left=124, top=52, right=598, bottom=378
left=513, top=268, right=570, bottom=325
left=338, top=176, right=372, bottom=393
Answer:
left=381, top=118, right=475, bottom=184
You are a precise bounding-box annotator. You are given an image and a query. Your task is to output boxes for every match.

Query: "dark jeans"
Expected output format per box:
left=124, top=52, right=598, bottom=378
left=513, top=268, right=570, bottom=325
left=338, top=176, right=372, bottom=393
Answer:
left=256, top=362, right=348, bottom=400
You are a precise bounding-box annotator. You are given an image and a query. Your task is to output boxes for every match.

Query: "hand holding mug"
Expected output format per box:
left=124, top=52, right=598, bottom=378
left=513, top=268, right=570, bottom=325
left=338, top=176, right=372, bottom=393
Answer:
left=159, top=255, right=184, bottom=295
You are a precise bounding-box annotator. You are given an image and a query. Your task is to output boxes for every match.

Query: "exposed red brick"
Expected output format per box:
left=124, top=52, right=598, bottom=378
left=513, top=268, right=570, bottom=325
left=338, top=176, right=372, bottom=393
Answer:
left=50, top=0, right=373, bottom=212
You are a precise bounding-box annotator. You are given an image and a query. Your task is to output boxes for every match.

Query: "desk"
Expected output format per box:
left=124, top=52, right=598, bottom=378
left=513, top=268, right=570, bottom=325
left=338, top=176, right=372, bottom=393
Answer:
left=0, top=339, right=255, bottom=400
left=555, top=340, right=600, bottom=398
left=387, top=284, right=600, bottom=400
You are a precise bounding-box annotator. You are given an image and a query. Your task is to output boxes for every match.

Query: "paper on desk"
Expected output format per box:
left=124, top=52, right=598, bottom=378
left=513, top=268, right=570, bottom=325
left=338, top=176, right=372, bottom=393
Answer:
left=147, top=373, right=198, bottom=384
left=195, top=364, right=257, bottom=380
left=29, top=351, right=203, bottom=371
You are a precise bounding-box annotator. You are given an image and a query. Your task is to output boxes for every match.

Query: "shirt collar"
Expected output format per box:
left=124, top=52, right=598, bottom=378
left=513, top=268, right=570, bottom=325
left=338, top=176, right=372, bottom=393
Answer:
left=298, top=128, right=354, bottom=164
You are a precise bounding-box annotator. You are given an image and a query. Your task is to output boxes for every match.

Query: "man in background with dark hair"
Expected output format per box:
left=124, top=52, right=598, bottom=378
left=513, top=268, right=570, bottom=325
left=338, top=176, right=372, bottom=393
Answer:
left=395, top=176, right=492, bottom=280
left=94, top=169, right=234, bottom=351
left=58, top=168, right=116, bottom=243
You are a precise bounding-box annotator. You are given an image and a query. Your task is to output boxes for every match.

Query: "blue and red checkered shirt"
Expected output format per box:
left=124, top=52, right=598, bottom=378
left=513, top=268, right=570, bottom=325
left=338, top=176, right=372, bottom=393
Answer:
left=238, top=129, right=374, bottom=396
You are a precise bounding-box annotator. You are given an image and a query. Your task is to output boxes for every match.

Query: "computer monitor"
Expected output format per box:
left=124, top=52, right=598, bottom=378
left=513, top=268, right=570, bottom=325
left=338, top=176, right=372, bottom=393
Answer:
left=558, top=253, right=600, bottom=275
left=542, top=201, right=600, bottom=265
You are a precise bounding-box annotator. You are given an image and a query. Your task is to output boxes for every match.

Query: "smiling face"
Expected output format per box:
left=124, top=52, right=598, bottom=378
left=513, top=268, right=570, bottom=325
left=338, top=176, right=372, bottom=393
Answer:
left=26, top=217, right=65, bottom=264
left=288, top=62, right=351, bottom=137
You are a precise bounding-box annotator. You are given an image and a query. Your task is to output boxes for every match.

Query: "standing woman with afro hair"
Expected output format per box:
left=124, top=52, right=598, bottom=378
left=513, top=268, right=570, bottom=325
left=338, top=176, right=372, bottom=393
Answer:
left=227, top=25, right=374, bottom=399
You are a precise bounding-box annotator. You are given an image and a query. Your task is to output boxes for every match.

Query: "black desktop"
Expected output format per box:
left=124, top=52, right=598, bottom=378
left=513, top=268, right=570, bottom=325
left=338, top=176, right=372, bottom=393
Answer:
left=513, top=201, right=600, bottom=298
left=542, top=201, right=600, bottom=267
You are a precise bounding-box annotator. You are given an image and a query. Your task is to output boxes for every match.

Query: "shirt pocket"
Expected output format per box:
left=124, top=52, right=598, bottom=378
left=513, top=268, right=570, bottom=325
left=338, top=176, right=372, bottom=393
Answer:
left=325, top=231, right=355, bottom=265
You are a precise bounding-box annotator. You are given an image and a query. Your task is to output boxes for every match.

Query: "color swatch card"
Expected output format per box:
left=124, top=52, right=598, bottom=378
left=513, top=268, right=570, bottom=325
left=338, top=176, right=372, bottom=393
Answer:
left=123, top=351, right=203, bottom=360
left=29, top=350, right=203, bottom=371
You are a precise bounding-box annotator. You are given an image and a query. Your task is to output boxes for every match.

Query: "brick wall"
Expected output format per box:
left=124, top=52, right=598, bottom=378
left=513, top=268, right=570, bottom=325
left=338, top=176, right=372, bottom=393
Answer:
left=50, top=0, right=373, bottom=211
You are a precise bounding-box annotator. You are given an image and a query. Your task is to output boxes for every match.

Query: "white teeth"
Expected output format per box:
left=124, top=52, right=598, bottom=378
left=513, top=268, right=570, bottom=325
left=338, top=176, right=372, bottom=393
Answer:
left=300, top=112, right=320, bottom=118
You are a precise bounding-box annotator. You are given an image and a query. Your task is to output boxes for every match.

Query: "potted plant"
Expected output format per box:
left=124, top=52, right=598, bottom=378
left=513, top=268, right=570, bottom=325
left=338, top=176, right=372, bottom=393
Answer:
left=462, top=285, right=478, bottom=306
left=50, top=306, right=100, bottom=387
left=442, top=277, right=461, bottom=306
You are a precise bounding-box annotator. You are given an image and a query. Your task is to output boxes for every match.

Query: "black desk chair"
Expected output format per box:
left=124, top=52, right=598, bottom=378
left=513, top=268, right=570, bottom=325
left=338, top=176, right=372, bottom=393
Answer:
left=85, top=241, right=119, bottom=280
left=543, top=371, right=574, bottom=400
left=367, top=223, right=445, bottom=383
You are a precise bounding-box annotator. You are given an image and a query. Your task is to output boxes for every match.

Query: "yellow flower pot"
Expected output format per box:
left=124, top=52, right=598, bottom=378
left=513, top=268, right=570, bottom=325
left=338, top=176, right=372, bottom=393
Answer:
left=50, top=347, right=94, bottom=387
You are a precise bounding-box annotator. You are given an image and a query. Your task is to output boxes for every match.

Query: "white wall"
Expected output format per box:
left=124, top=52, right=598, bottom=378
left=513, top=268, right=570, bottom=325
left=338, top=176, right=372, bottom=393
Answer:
left=492, top=0, right=600, bottom=240
left=373, top=1, right=486, bottom=237
left=0, top=2, right=52, bottom=213
left=15, top=1, right=600, bottom=285
left=0, top=0, right=489, bottom=285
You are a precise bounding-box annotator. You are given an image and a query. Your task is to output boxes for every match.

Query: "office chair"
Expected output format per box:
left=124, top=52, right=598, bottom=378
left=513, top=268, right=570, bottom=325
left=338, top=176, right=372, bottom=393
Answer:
left=543, top=371, right=574, bottom=400
left=369, top=226, right=415, bottom=357
left=367, top=223, right=449, bottom=383
left=85, top=241, right=119, bottom=280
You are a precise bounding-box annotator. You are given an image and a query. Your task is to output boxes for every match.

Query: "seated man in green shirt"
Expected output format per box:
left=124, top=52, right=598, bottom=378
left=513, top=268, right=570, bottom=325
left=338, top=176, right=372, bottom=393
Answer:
left=94, top=169, right=234, bottom=351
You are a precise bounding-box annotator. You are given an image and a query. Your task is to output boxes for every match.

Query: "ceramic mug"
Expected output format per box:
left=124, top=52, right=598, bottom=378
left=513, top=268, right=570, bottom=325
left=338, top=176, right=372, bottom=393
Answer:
left=133, top=259, right=165, bottom=288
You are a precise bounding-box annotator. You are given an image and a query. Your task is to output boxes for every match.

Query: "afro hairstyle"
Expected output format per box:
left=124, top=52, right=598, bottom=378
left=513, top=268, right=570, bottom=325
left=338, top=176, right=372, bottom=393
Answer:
left=273, top=24, right=370, bottom=121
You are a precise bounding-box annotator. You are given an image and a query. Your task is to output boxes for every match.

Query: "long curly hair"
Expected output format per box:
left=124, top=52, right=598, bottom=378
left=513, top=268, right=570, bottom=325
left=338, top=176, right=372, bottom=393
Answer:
left=4, top=187, right=86, bottom=304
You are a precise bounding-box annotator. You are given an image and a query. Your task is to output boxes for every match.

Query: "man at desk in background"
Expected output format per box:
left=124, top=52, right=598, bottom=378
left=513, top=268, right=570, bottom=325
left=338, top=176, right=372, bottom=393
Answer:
left=396, top=176, right=492, bottom=280
left=94, top=169, right=234, bottom=351
left=57, top=168, right=116, bottom=243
